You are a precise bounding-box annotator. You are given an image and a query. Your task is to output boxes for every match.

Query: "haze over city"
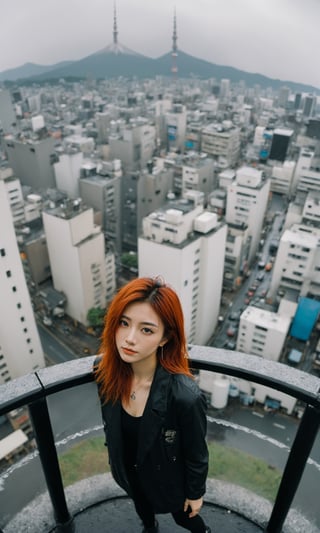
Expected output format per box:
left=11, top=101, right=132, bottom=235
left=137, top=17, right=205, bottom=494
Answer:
left=1, top=0, right=320, bottom=89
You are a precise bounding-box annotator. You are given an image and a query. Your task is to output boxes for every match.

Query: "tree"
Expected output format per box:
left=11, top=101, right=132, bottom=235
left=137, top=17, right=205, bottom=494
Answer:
left=87, top=307, right=105, bottom=328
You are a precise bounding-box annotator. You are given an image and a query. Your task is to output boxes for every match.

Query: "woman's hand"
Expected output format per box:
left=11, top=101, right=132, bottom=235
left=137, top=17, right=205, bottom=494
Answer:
left=184, top=496, right=203, bottom=518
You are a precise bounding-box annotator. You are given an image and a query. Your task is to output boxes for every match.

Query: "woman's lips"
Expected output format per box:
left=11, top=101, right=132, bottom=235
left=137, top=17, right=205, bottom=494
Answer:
left=122, top=347, right=137, bottom=355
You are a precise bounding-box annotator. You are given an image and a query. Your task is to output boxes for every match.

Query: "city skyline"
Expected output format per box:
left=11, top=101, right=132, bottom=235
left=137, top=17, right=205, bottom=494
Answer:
left=1, top=0, right=320, bottom=89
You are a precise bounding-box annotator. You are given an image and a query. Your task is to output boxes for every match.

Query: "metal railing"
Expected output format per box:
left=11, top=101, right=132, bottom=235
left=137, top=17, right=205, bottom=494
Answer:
left=0, top=346, right=320, bottom=532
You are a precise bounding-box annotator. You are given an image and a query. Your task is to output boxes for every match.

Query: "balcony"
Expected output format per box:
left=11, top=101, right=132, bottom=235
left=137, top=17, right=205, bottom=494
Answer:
left=0, top=346, right=320, bottom=532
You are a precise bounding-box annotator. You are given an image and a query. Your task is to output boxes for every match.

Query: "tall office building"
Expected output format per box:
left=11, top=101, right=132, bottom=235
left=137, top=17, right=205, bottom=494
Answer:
left=166, top=103, right=187, bottom=152
left=201, top=122, right=241, bottom=168
left=0, top=89, right=16, bottom=133
left=80, top=160, right=123, bottom=256
left=226, top=166, right=270, bottom=264
left=122, top=163, right=174, bottom=251
left=0, top=173, right=45, bottom=382
left=268, top=128, right=293, bottom=162
left=4, top=134, right=56, bottom=189
left=42, top=200, right=109, bottom=326
left=138, top=191, right=227, bottom=344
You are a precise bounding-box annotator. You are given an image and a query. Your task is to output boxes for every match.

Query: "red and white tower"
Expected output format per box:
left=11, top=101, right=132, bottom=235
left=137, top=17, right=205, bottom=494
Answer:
left=171, top=8, right=178, bottom=79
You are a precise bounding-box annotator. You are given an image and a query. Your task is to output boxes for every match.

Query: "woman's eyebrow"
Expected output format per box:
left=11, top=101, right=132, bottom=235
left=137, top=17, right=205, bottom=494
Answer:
left=121, top=314, right=158, bottom=328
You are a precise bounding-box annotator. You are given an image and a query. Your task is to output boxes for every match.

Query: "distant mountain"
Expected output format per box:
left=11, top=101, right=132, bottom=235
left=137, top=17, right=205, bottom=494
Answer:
left=0, top=60, right=74, bottom=82
left=0, top=48, right=318, bottom=94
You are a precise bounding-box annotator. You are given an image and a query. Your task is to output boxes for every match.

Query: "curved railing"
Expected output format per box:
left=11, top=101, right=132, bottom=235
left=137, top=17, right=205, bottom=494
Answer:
left=0, top=346, right=320, bottom=532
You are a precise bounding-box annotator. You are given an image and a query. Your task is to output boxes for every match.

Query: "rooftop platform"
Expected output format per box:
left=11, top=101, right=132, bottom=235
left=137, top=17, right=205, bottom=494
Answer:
left=5, top=474, right=318, bottom=533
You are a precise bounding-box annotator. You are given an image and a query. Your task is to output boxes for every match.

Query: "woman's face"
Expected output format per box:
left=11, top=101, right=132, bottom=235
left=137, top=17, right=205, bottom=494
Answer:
left=115, top=301, right=167, bottom=366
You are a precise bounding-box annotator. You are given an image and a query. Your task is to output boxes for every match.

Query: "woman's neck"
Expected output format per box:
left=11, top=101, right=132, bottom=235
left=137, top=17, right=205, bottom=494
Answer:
left=131, top=357, right=157, bottom=382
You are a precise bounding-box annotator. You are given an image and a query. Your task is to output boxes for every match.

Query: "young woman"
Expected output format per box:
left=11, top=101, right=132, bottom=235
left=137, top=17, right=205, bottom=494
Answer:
left=94, top=277, right=211, bottom=533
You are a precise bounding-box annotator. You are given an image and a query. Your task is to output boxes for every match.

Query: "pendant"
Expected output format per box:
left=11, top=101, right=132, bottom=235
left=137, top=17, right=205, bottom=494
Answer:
left=130, top=391, right=136, bottom=400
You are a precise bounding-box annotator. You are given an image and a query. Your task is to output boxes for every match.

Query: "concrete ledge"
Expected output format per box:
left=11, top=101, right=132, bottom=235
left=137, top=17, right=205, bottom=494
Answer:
left=4, top=474, right=319, bottom=533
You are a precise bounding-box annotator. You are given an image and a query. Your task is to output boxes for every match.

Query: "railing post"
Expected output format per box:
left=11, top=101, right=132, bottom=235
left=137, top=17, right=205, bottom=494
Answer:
left=28, top=397, right=72, bottom=526
left=266, top=403, right=320, bottom=533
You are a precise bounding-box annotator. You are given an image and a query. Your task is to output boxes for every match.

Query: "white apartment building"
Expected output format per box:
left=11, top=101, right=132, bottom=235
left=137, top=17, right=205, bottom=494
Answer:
left=302, top=191, right=320, bottom=226
left=292, top=149, right=320, bottom=195
left=42, top=200, right=109, bottom=326
left=226, top=166, right=270, bottom=263
left=54, top=148, right=84, bottom=198
left=1, top=168, right=25, bottom=225
left=201, top=122, right=240, bottom=169
left=270, top=160, right=296, bottom=196
left=0, top=178, right=45, bottom=382
left=138, top=191, right=227, bottom=345
left=237, top=306, right=291, bottom=361
left=235, top=306, right=295, bottom=414
left=269, top=224, right=320, bottom=300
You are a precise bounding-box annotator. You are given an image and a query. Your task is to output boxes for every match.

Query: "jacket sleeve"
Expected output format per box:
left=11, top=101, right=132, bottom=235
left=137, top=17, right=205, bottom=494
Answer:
left=176, top=381, right=209, bottom=500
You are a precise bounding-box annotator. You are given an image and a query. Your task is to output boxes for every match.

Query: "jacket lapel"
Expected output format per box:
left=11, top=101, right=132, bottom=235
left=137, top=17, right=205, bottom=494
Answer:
left=136, top=365, right=172, bottom=466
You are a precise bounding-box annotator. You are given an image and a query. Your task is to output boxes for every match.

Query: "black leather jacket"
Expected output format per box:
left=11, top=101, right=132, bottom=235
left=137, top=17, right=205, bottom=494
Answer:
left=97, top=363, right=208, bottom=513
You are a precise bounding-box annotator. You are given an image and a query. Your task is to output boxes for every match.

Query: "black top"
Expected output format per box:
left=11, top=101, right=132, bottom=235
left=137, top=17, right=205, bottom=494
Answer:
left=121, top=406, right=141, bottom=469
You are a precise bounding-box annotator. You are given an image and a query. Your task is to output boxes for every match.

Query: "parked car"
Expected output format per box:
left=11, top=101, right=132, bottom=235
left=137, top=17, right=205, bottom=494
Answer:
left=229, top=310, right=241, bottom=322
left=224, top=341, right=236, bottom=350
left=265, top=262, right=273, bottom=271
left=226, top=325, right=237, bottom=337
left=256, top=272, right=265, bottom=281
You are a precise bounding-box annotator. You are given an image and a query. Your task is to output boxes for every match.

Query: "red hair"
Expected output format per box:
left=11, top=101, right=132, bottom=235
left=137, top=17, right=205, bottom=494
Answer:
left=94, top=277, right=192, bottom=404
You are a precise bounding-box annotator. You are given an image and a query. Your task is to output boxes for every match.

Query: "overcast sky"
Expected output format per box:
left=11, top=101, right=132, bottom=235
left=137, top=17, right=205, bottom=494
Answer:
left=1, top=0, right=319, bottom=89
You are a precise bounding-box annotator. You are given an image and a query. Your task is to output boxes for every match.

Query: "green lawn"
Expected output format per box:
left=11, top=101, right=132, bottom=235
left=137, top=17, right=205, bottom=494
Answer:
left=59, top=437, right=281, bottom=502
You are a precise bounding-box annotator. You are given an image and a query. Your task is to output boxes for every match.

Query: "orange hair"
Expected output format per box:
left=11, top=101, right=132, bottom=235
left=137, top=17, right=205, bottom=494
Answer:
left=94, top=277, right=192, bottom=404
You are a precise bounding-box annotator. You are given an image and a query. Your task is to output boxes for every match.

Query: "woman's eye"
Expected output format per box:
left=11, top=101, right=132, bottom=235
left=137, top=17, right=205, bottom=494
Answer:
left=142, top=327, right=153, bottom=334
left=119, top=318, right=128, bottom=327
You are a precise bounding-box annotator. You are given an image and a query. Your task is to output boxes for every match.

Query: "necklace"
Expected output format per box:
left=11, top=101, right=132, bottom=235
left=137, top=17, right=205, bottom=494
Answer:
left=130, top=373, right=155, bottom=401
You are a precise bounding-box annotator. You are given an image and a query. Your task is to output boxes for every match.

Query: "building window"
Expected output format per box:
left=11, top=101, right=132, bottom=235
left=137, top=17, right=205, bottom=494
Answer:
left=20, top=316, right=25, bottom=322
left=17, top=303, right=22, bottom=309
left=12, top=286, right=17, bottom=292
left=0, top=248, right=6, bottom=257
left=6, top=270, right=11, bottom=278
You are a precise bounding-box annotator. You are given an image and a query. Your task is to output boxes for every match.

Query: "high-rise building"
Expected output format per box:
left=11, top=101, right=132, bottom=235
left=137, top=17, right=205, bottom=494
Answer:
left=0, top=89, right=16, bottom=133
left=0, top=172, right=45, bottom=382
left=166, top=103, right=187, bottom=152
left=268, top=128, right=293, bottom=162
left=42, top=200, right=110, bottom=325
left=4, top=135, right=56, bottom=189
left=201, top=122, right=241, bottom=169
left=53, top=148, right=84, bottom=198
left=121, top=163, right=174, bottom=251
left=237, top=307, right=291, bottom=362
left=109, top=120, right=156, bottom=173
left=138, top=191, right=227, bottom=344
left=269, top=224, right=320, bottom=301
left=226, top=166, right=270, bottom=263
left=292, top=148, right=320, bottom=195
left=80, top=160, right=123, bottom=255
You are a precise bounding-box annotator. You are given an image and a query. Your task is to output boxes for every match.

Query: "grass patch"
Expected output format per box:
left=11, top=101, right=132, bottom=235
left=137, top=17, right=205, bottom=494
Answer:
left=207, top=440, right=281, bottom=501
left=59, top=436, right=109, bottom=486
left=59, top=437, right=281, bottom=502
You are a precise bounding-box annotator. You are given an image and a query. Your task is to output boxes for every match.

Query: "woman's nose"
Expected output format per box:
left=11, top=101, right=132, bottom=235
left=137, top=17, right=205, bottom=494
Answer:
left=125, top=330, right=136, bottom=344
